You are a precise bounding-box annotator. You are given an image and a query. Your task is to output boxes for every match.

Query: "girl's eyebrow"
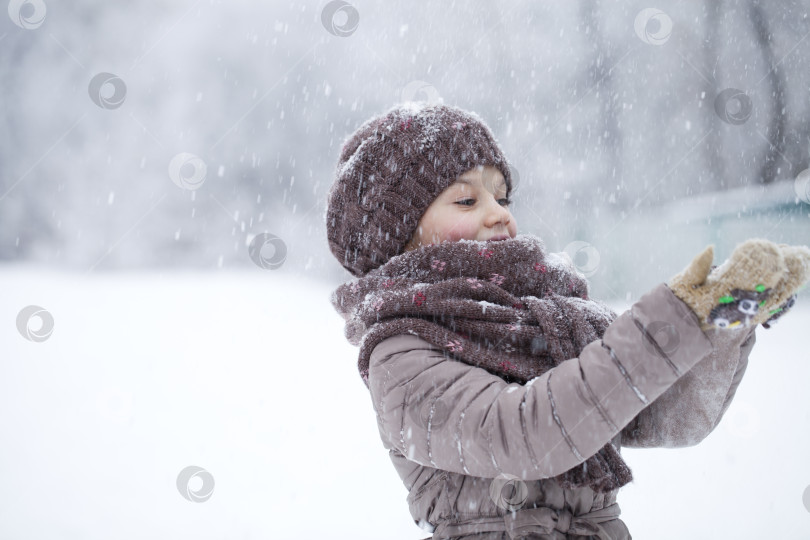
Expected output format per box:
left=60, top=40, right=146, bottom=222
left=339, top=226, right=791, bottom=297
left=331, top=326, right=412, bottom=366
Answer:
left=455, top=178, right=507, bottom=189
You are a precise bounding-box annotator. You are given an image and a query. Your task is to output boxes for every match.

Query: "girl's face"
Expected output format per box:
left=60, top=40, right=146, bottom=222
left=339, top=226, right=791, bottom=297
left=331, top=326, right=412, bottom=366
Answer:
left=404, top=165, right=517, bottom=251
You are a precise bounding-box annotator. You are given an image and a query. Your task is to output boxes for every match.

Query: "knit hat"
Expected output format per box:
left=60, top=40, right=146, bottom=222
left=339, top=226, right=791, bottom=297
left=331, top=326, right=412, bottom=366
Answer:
left=325, top=102, right=513, bottom=277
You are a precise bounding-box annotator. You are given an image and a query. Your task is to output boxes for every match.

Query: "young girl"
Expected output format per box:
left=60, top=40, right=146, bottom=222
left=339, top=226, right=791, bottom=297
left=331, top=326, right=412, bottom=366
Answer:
left=326, top=102, right=809, bottom=539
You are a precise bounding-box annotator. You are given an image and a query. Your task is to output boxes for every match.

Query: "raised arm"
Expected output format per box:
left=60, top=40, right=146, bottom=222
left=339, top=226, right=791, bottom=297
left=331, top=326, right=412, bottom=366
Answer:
left=367, top=282, right=714, bottom=481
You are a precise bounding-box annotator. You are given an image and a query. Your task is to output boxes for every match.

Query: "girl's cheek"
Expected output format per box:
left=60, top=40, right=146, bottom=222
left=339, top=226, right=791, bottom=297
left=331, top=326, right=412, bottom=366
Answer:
left=443, top=220, right=477, bottom=242
left=444, top=230, right=465, bottom=242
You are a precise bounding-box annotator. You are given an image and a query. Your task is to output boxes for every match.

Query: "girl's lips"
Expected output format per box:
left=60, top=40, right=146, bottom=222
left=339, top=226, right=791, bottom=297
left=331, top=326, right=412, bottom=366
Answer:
left=487, top=235, right=511, bottom=241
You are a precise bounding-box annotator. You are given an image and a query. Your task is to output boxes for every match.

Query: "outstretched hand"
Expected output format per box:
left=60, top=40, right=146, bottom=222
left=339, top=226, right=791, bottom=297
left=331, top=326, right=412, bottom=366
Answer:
left=667, top=239, right=809, bottom=332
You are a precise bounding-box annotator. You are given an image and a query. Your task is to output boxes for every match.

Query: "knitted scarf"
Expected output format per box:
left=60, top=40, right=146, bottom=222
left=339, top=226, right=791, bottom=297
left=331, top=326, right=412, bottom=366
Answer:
left=330, top=233, right=633, bottom=494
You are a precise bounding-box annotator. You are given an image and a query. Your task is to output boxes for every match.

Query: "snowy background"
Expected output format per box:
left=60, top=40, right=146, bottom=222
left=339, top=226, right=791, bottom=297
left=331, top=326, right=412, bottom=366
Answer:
left=1, top=0, right=810, bottom=538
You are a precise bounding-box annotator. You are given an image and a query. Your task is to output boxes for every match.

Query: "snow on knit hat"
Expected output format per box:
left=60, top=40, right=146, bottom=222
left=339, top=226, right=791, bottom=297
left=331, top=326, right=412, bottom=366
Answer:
left=325, top=102, right=513, bottom=277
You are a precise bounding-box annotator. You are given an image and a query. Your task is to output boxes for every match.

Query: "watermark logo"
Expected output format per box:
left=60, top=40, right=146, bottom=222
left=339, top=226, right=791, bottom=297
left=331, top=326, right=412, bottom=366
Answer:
left=321, top=0, right=359, bottom=37
left=248, top=233, right=287, bottom=269
left=641, top=321, right=681, bottom=357
left=489, top=473, right=528, bottom=511
left=406, top=392, right=451, bottom=432
left=16, top=305, right=54, bottom=342
left=507, top=163, right=520, bottom=193
left=794, top=168, right=810, bottom=205
left=8, top=0, right=46, bottom=29
left=634, top=8, right=673, bottom=45
left=169, top=152, right=207, bottom=190
left=563, top=240, right=601, bottom=278
left=714, top=88, right=752, bottom=125
left=88, top=73, right=127, bottom=110
left=400, top=80, right=442, bottom=104
left=176, top=466, right=215, bottom=503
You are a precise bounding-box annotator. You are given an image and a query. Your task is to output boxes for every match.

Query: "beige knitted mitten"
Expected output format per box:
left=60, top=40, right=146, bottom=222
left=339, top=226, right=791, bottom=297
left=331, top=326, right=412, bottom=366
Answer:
left=760, top=243, right=810, bottom=328
left=667, top=238, right=810, bottom=331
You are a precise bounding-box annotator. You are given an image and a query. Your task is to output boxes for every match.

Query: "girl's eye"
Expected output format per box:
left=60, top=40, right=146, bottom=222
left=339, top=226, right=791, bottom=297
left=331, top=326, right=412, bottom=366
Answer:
left=455, top=197, right=512, bottom=207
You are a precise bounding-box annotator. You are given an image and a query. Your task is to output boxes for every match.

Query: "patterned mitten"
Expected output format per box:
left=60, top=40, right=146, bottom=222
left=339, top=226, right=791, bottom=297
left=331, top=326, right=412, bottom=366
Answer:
left=712, top=252, right=807, bottom=330
left=759, top=242, right=810, bottom=329
left=761, top=294, right=797, bottom=329
left=667, top=238, right=808, bottom=331
left=704, top=266, right=798, bottom=330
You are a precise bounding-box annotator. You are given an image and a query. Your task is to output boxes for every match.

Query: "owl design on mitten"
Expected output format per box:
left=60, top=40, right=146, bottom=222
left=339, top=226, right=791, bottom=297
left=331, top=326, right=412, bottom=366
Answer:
left=669, top=239, right=809, bottom=333
left=761, top=293, right=797, bottom=329
left=705, top=286, right=771, bottom=329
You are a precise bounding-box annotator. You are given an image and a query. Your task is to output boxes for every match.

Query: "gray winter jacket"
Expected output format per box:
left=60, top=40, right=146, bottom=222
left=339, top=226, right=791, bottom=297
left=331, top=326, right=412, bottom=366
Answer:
left=367, top=282, right=757, bottom=539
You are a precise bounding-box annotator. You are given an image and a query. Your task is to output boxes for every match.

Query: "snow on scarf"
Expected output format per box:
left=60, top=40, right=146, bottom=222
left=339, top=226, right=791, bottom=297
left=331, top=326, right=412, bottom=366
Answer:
left=330, top=233, right=633, bottom=493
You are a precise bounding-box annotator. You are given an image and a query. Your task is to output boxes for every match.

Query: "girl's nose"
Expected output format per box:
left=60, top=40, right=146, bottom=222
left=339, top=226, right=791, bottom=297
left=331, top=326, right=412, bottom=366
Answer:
left=484, top=196, right=511, bottom=227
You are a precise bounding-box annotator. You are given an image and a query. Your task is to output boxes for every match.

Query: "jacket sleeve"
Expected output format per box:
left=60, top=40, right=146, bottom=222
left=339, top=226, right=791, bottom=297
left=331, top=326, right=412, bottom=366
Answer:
left=366, top=282, right=715, bottom=481
left=620, top=325, right=756, bottom=448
